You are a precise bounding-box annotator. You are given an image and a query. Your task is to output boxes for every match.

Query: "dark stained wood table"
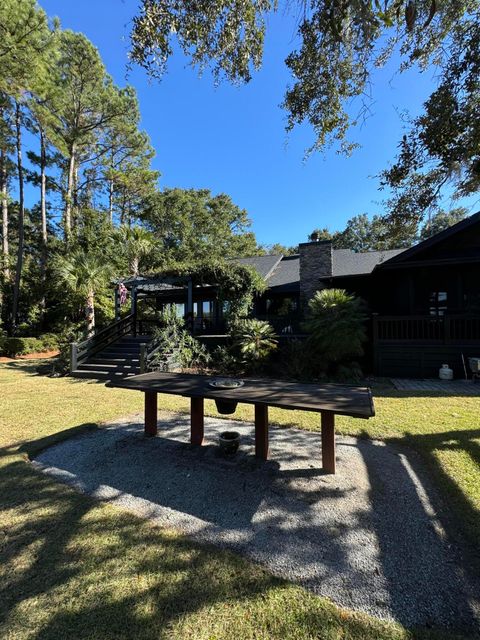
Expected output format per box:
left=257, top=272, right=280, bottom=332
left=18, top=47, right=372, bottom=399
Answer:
left=106, top=372, right=375, bottom=474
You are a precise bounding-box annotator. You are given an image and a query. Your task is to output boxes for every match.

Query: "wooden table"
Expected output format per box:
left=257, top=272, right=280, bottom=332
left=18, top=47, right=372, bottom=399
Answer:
left=107, top=372, right=375, bottom=474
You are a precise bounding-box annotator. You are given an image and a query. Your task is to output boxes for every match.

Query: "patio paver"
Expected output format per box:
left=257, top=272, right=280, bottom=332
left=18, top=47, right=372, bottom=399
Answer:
left=391, top=378, right=480, bottom=394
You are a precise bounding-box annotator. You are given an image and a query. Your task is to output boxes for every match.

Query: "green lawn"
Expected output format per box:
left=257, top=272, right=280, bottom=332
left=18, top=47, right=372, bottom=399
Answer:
left=1, top=359, right=478, bottom=640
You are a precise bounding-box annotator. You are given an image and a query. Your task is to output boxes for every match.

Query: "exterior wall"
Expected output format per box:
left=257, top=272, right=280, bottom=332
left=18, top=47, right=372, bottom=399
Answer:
left=374, top=344, right=479, bottom=379
left=298, top=240, right=332, bottom=311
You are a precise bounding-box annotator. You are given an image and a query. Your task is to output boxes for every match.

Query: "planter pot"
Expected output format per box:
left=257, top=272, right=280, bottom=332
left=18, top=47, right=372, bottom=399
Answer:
left=219, top=431, right=240, bottom=455
left=215, top=399, right=238, bottom=415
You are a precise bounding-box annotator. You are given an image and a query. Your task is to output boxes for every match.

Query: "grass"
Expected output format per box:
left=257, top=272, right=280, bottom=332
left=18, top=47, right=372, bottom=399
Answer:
left=1, top=359, right=478, bottom=640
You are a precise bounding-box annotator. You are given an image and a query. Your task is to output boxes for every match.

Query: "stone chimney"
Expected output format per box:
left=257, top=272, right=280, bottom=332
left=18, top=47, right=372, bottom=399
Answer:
left=299, top=240, right=333, bottom=310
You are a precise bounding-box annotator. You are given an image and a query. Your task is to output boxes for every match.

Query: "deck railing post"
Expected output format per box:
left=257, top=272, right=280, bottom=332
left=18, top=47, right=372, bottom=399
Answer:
left=139, top=343, right=147, bottom=374
left=70, top=342, right=78, bottom=373
left=444, top=316, right=451, bottom=344
left=371, top=313, right=380, bottom=375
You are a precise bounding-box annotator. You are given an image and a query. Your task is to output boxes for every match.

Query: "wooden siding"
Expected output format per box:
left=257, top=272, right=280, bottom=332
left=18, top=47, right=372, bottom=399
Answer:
left=373, top=314, right=480, bottom=378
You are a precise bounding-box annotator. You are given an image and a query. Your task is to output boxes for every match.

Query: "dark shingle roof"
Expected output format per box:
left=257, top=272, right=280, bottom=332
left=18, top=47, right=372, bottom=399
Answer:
left=117, top=276, right=182, bottom=292
left=233, top=255, right=283, bottom=279
left=118, top=246, right=409, bottom=294
left=266, top=255, right=300, bottom=292
left=261, top=248, right=406, bottom=292
left=377, top=210, right=480, bottom=267
left=332, top=249, right=405, bottom=277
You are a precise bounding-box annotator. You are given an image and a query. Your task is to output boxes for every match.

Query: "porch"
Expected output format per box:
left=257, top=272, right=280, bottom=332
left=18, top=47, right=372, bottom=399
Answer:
left=373, top=314, right=480, bottom=378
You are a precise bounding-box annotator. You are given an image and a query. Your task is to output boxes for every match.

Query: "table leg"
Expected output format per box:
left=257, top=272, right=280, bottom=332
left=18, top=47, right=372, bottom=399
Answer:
left=144, top=391, right=158, bottom=436
left=255, top=404, right=269, bottom=460
left=191, top=396, right=204, bottom=445
left=321, top=411, right=335, bottom=474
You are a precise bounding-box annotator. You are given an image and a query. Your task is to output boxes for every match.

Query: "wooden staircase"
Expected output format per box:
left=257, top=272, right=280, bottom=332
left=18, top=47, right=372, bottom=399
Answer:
left=71, top=334, right=151, bottom=380
left=70, top=313, right=153, bottom=380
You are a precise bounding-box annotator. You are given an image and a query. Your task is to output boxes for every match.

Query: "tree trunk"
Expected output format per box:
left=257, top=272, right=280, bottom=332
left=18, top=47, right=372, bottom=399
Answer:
left=12, top=101, right=24, bottom=329
left=0, top=149, right=9, bottom=283
left=39, top=128, right=47, bottom=319
left=108, top=177, right=114, bottom=223
left=73, top=162, right=79, bottom=227
left=131, top=256, right=139, bottom=277
left=85, top=291, right=95, bottom=337
left=108, top=149, right=114, bottom=223
left=64, top=143, right=76, bottom=239
left=120, top=187, right=127, bottom=225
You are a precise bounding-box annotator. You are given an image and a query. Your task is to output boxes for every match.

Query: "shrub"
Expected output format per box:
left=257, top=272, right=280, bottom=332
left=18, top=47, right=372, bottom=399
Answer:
left=303, top=288, right=367, bottom=378
left=38, top=333, right=60, bottom=351
left=210, top=345, right=241, bottom=375
left=1, top=337, right=43, bottom=357
left=0, top=333, right=60, bottom=357
left=56, top=325, right=85, bottom=373
left=233, top=319, right=278, bottom=370
left=149, top=305, right=209, bottom=371
left=277, top=338, right=312, bottom=380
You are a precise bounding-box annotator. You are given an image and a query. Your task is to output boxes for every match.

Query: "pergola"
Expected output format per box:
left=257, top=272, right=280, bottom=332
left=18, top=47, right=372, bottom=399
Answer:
left=114, top=275, right=223, bottom=333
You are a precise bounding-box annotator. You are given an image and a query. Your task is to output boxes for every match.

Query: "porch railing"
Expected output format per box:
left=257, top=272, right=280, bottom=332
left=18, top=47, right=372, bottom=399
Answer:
left=255, top=314, right=303, bottom=335
left=139, top=334, right=163, bottom=373
left=372, top=314, right=480, bottom=344
left=70, top=313, right=136, bottom=372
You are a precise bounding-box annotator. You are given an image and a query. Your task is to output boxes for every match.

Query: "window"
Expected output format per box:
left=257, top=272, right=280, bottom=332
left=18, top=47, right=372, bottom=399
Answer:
left=202, top=300, right=214, bottom=320
left=429, top=291, right=448, bottom=316
left=266, top=297, right=298, bottom=316
left=175, top=303, right=185, bottom=318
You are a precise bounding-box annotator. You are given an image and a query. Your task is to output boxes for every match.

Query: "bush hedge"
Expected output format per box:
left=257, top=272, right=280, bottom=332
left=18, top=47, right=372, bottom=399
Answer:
left=0, top=334, right=59, bottom=357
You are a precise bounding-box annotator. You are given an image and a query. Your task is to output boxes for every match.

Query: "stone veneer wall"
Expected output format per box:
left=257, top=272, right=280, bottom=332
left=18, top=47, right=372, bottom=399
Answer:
left=299, top=240, right=333, bottom=312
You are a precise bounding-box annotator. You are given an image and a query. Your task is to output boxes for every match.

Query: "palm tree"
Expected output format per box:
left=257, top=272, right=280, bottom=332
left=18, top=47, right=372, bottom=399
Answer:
left=234, top=319, right=278, bottom=364
left=116, top=225, right=155, bottom=277
left=54, top=250, right=111, bottom=336
left=303, top=289, right=367, bottom=364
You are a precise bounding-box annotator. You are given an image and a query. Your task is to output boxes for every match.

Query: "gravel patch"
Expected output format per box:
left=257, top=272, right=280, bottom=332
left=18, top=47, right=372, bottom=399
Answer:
left=33, top=412, right=480, bottom=631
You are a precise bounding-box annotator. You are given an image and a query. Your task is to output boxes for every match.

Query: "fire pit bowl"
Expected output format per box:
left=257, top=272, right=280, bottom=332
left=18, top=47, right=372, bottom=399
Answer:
left=208, top=378, right=244, bottom=390
left=219, top=430, right=240, bottom=455
left=208, top=378, right=244, bottom=414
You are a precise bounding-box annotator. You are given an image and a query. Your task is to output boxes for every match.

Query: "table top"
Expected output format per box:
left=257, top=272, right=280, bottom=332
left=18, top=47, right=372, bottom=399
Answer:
left=107, top=372, right=375, bottom=419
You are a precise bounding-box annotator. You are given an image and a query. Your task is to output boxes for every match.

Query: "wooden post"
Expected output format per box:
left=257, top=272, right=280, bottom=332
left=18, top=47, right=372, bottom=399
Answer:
left=114, top=286, right=120, bottom=321
left=131, top=286, right=137, bottom=336
left=70, top=342, right=78, bottom=373
left=139, top=343, right=147, bottom=374
left=321, top=411, right=335, bottom=474
left=144, top=391, right=158, bottom=436
left=254, top=404, right=269, bottom=460
left=186, top=278, right=194, bottom=332
left=190, top=396, right=204, bottom=445
left=372, top=313, right=379, bottom=376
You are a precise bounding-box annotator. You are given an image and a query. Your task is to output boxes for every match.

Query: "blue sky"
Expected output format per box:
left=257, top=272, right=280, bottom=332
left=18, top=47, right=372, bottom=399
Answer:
left=33, top=0, right=478, bottom=246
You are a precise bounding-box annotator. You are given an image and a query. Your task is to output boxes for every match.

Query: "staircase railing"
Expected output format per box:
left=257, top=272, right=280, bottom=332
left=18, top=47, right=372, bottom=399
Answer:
left=139, top=328, right=175, bottom=373
left=70, top=313, right=136, bottom=373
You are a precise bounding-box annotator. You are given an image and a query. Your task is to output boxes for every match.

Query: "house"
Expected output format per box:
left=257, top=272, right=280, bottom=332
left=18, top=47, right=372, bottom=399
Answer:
left=74, top=212, right=480, bottom=380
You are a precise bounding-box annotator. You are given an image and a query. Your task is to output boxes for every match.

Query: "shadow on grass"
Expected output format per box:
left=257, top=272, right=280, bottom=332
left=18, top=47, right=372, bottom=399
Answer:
left=27, top=417, right=480, bottom=636
left=0, top=455, right=277, bottom=640
left=358, top=424, right=480, bottom=578
left=0, top=359, right=54, bottom=376
left=0, top=443, right=420, bottom=640
left=0, top=423, right=101, bottom=460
